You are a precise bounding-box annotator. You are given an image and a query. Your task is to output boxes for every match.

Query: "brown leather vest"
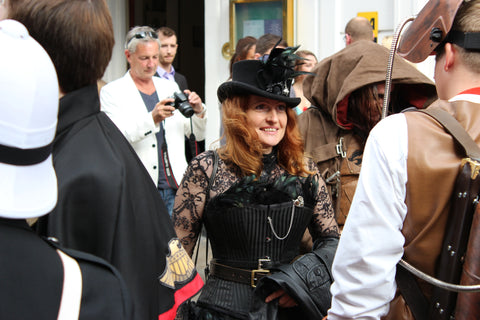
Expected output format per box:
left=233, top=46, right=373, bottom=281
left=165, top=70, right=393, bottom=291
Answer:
left=384, top=101, right=480, bottom=319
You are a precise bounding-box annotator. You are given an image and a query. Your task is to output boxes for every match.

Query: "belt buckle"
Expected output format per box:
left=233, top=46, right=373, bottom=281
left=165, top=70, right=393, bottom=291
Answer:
left=251, top=258, right=271, bottom=288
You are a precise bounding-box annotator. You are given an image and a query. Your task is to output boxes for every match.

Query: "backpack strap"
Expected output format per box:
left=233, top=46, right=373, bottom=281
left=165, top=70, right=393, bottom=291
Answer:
left=421, top=105, right=480, bottom=160
left=396, top=263, right=429, bottom=320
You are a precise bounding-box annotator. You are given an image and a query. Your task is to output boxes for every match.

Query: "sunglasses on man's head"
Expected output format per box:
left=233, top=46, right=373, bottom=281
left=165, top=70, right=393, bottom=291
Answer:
left=126, top=31, right=158, bottom=47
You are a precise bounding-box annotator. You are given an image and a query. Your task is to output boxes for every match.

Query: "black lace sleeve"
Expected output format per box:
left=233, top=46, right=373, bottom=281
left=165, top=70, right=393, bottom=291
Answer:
left=172, top=151, right=215, bottom=256
left=306, top=157, right=340, bottom=240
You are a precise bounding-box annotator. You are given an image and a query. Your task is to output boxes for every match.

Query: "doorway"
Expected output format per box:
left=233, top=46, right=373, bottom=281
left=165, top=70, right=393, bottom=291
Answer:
left=128, top=0, right=205, bottom=99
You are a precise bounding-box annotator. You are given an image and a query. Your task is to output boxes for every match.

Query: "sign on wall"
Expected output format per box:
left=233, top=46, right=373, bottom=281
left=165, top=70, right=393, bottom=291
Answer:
left=357, top=11, right=378, bottom=42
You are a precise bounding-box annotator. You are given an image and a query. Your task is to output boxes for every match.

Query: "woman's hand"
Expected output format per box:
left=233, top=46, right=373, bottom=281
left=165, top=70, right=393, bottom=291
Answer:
left=265, top=289, right=298, bottom=308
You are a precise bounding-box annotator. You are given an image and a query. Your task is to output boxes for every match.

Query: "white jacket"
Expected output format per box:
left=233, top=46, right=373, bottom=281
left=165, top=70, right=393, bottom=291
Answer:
left=100, top=71, right=207, bottom=187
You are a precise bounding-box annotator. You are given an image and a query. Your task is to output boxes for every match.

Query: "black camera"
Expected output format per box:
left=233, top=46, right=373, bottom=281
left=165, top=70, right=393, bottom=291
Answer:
left=167, top=91, right=194, bottom=118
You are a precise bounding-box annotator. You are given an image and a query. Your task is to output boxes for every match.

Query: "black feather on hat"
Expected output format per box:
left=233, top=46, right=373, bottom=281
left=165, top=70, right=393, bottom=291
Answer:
left=217, top=46, right=309, bottom=108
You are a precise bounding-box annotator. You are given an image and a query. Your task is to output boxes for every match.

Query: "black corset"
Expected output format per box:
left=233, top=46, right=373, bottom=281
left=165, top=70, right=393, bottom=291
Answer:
left=205, top=197, right=313, bottom=269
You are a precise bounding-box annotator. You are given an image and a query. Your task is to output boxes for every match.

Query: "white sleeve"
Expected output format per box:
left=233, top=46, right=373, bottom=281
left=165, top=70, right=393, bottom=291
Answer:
left=100, top=84, right=159, bottom=144
left=328, top=113, right=409, bottom=320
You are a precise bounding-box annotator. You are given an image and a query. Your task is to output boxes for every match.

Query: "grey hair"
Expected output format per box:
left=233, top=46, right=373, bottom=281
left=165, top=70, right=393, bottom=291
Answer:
left=124, top=26, right=161, bottom=52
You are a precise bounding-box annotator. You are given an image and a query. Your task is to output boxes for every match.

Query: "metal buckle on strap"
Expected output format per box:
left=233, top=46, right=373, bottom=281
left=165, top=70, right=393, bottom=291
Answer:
left=336, top=137, right=346, bottom=158
left=325, top=170, right=340, bottom=183
left=461, top=157, right=480, bottom=179
left=251, top=258, right=271, bottom=288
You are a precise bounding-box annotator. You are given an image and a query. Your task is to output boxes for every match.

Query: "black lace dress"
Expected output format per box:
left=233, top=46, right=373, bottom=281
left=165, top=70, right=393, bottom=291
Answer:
left=172, top=150, right=339, bottom=319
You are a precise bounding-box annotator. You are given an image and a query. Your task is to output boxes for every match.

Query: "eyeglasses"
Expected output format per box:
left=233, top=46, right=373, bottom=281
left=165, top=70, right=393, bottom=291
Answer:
left=126, top=31, right=158, bottom=47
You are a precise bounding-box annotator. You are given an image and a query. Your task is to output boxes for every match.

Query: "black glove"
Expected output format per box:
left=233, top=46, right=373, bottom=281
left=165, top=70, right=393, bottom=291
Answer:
left=248, top=237, right=339, bottom=320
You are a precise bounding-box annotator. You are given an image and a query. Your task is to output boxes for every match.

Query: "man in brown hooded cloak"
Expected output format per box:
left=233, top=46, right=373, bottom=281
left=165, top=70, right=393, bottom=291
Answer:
left=298, top=40, right=437, bottom=229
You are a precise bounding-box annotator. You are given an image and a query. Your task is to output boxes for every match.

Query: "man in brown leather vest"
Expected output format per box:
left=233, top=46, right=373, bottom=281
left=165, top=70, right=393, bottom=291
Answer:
left=327, top=1, right=480, bottom=319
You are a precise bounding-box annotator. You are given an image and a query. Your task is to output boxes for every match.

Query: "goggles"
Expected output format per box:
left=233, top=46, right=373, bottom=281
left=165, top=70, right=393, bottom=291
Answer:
left=126, top=31, right=158, bottom=48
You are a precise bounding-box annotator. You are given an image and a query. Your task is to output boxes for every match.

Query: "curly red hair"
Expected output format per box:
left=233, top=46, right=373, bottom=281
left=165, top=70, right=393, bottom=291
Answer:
left=219, top=95, right=310, bottom=178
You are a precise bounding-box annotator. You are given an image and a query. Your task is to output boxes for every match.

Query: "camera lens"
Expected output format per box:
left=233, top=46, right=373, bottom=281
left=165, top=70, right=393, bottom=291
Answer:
left=173, top=92, right=194, bottom=118
left=178, top=102, right=194, bottom=117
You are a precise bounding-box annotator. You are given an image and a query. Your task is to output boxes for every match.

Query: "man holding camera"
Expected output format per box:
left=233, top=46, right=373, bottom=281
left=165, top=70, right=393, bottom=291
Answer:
left=101, top=26, right=207, bottom=215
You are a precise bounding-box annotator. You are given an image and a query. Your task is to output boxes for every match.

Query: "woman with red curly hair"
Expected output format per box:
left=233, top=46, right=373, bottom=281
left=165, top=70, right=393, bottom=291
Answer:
left=173, top=46, right=339, bottom=320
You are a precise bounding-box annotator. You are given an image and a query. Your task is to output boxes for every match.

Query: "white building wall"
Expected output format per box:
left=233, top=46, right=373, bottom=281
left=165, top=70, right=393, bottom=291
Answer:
left=203, top=0, right=435, bottom=148
left=294, top=0, right=322, bottom=58
left=204, top=0, right=230, bottom=150
left=307, top=0, right=395, bottom=61
left=104, top=0, right=128, bottom=83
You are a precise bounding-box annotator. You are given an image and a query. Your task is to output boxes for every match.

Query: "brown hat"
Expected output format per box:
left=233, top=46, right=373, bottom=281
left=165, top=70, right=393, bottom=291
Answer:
left=397, top=0, right=463, bottom=63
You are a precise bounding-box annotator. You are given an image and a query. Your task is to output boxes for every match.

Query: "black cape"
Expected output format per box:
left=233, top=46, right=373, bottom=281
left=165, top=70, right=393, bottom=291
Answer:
left=36, top=85, right=202, bottom=320
left=1, top=218, right=132, bottom=320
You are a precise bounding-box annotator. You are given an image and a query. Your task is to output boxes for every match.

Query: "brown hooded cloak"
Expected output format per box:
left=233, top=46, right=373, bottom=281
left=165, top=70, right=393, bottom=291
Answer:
left=298, top=40, right=437, bottom=228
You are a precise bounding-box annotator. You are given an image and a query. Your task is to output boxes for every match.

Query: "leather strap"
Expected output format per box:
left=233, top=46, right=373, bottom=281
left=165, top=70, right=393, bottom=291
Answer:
left=210, top=261, right=270, bottom=287
left=161, top=141, right=179, bottom=189
left=396, top=263, right=429, bottom=320
left=186, top=118, right=198, bottom=160
left=421, top=105, right=480, bottom=160
left=160, top=122, right=180, bottom=190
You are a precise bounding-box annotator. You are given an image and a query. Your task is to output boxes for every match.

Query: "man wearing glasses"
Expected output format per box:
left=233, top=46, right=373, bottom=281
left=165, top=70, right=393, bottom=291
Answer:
left=101, top=26, right=207, bottom=216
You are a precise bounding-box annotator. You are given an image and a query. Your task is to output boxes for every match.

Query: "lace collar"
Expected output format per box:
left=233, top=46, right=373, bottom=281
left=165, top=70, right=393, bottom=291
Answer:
left=262, top=148, right=278, bottom=176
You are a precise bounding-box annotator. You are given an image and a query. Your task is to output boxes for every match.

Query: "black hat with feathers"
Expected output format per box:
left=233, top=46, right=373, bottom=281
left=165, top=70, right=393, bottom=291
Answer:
left=218, top=45, right=310, bottom=108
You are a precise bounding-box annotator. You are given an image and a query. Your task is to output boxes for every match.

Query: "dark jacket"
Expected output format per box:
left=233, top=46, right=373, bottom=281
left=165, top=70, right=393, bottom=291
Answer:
left=174, top=70, right=206, bottom=162
left=0, top=218, right=132, bottom=319
left=36, top=85, right=202, bottom=320
left=174, top=71, right=189, bottom=91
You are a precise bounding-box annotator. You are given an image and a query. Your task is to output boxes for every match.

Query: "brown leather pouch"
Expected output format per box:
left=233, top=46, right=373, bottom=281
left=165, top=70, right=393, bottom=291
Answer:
left=455, top=203, right=480, bottom=320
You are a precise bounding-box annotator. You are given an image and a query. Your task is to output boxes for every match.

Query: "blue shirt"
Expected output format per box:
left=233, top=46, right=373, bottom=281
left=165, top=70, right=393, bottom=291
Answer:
left=156, top=66, right=175, bottom=82
left=138, top=90, right=170, bottom=190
